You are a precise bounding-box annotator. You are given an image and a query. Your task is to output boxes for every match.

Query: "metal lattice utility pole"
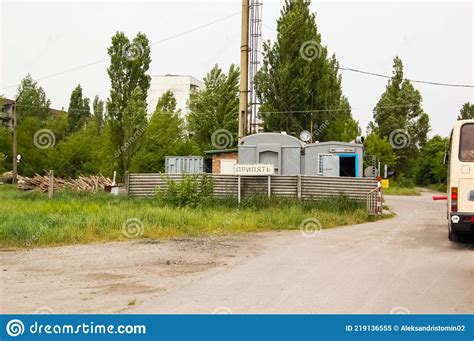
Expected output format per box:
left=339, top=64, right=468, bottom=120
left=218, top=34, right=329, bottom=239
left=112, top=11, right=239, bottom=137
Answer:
left=248, top=0, right=262, bottom=134
left=238, top=0, right=249, bottom=141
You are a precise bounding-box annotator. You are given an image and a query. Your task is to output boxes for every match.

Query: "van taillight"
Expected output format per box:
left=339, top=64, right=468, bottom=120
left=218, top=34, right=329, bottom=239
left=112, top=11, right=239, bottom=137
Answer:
left=451, top=187, right=458, bottom=212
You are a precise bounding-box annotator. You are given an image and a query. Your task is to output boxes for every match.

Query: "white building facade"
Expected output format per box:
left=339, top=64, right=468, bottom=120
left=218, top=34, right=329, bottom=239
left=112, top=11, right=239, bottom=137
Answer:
left=147, top=75, right=204, bottom=116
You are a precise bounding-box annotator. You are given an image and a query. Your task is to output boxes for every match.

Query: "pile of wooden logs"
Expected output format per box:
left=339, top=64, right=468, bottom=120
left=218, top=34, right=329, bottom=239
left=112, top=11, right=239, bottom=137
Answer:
left=17, top=173, right=113, bottom=192
left=1, top=171, right=26, bottom=184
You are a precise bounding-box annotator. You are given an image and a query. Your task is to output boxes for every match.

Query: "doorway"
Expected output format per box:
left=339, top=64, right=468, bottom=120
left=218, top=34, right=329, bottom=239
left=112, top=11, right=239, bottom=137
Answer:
left=259, top=151, right=279, bottom=174
left=339, top=154, right=357, bottom=177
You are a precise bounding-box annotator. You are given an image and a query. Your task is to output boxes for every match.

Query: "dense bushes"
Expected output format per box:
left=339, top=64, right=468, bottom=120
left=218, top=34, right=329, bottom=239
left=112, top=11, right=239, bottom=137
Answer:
left=155, top=174, right=214, bottom=207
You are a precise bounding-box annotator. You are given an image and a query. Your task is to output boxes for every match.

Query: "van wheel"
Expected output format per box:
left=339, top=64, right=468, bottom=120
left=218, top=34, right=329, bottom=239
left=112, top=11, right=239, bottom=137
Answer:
left=448, top=223, right=458, bottom=242
left=449, top=229, right=458, bottom=242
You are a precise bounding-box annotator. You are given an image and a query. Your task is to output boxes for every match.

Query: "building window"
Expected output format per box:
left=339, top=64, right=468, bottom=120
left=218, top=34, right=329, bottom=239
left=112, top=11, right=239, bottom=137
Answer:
left=459, top=123, right=474, bottom=162
left=318, top=154, right=333, bottom=175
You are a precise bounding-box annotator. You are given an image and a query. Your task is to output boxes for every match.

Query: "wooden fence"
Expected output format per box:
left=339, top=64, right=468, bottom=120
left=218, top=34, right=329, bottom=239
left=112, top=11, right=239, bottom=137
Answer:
left=126, top=173, right=378, bottom=202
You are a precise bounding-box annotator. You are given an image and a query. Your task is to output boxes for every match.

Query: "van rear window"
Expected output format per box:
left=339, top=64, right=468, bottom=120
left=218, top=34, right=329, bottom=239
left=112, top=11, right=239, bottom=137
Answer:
left=460, top=124, right=474, bottom=162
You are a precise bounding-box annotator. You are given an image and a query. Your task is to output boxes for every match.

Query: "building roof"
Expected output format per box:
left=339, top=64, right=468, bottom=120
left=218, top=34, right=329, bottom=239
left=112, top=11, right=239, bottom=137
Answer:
left=2, top=99, right=64, bottom=116
left=150, top=74, right=203, bottom=86
left=204, top=148, right=238, bottom=155
left=2, top=99, right=15, bottom=106
left=305, top=141, right=364, bottom=148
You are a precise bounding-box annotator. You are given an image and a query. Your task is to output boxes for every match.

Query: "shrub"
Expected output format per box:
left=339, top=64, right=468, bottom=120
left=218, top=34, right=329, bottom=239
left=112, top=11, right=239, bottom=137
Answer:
left=155, top=174, right=214, bottom=207
left=393, top=174, right=415, bottom=188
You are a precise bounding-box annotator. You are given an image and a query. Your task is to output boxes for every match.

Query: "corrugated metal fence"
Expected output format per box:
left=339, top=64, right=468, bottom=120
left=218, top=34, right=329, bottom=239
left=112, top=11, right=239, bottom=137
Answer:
left=126, top=173, right=377, bottom=201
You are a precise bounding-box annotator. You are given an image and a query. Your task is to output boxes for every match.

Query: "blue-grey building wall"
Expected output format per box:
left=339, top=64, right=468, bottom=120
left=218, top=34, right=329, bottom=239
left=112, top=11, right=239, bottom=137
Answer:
left=238, top=133, right=364, bottom=177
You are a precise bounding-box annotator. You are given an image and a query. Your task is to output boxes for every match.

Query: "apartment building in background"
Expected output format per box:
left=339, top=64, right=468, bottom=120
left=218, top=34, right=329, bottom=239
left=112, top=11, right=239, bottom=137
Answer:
left=147, top=75, right=204, bottom=116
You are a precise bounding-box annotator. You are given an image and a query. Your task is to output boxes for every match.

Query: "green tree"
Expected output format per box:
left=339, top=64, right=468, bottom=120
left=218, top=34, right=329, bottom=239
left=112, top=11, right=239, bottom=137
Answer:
left=106, top=31, right=151, bottom=176
left=254, top=0, right=359, bottom=140
left=51, top=118, right=112, bottom=178
left=372, top=56, right=430, bottom=177
left=364, top=132, right=398, bottom=167
left=0, top=152, right=6, bottom=174
left=116, top=87, right=148, bottom=175
left=131, top=91, right=198, bottom=172
left=187, top=64, right=239, bottom=151
left=92, top=95, right=105, bottom=132
left=458, top=102, right=474, bottom=120
left=67, top=84, right=89, bottom=133
left=16, top=117, right=53, bottom=176
left=415, top=135, right=448, bottom=186
left=0, top=128, right=11, bottom=173
left=16, top=74, right=51, bottom=121
left=156, top=90, right=178, bottom=113
left=325, top=97, right=360, bottom=141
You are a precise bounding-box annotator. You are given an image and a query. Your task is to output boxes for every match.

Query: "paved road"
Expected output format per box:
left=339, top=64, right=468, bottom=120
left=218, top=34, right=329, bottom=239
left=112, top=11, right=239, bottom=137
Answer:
left=132, top=192, right=473, bottom=314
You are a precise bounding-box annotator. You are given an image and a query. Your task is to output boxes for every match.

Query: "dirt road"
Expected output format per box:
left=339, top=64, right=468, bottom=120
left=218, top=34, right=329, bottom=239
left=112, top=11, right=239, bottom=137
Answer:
left=1, top=192, right=472, bottom=314
left=131, top=192, right=473, bottom=314
left=0, top=236, right=266, bottom=313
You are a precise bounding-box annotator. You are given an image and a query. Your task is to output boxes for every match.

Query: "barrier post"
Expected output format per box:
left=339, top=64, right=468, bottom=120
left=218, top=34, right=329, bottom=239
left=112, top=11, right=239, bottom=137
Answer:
left=267, top=175, right=271, bottom=198
left=238, top=175, right=241, bottom=204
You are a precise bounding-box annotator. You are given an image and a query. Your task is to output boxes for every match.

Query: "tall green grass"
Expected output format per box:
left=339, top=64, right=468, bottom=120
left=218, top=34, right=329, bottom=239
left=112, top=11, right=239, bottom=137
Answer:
left=0, top=185, right=371, bottom=248
left=382, top=186, right=421, bottom=196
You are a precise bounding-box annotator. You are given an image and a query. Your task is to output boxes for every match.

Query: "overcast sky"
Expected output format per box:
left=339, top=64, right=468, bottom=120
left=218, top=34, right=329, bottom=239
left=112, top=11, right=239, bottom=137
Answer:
left=1, top=0, right=473, bottom=137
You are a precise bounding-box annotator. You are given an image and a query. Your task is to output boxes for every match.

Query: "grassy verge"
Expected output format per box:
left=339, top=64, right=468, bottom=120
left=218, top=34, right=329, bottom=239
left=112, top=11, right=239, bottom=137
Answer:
left=0, top=185, right=378, bottom=249
left=424, top=183, right=447, bottom=193
left=382, top=186, right=421, bottom=196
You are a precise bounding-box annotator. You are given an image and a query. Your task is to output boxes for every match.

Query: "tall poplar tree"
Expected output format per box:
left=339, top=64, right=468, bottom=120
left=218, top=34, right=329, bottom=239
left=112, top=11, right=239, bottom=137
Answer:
left=67, top=84, right=89, bottom=133
left=92, top=95, right=105, bottom=132
left=187, top=64, right=240, bottom=151
left=106, top=31, right=151, bottom=176
left=372, top=56, right=430, bottom=177
left=458, top=102, right=474, bottom=120
left=16, top=74, right=51, bottom=121
left=255, top=0, right=359, bottom=141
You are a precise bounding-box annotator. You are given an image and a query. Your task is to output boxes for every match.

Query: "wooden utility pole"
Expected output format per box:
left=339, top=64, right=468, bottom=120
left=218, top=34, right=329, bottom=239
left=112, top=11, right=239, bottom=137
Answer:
left=238, top=0, right=249, bottom=141
left=48, top=170, right=54, bottom=199
left=12, top=101, right=18, bottom=185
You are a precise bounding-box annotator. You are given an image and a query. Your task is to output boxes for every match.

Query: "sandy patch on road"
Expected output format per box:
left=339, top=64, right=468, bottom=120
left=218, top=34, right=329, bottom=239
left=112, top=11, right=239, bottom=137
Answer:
left=0, top=236, right=265, bottom=314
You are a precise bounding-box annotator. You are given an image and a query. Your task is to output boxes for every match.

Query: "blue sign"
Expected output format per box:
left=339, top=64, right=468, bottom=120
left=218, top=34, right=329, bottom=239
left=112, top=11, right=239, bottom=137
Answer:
left=0, top=315, right=472, bottom=340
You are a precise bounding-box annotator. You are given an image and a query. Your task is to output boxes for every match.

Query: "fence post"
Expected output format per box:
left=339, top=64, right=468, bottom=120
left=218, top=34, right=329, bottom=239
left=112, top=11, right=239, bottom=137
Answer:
left=267, top=176, right=271, bottom=198
left=125, top=171, right=130, bottom=196
left=237, top=175, right=241, bottom=204
left=297, top=174, right=302, bottom=200
left=48, top=170, right=54, bottom=199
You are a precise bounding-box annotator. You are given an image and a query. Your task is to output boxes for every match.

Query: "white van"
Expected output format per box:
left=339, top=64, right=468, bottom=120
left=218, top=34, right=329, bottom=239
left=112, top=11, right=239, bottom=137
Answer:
left=446, top=119, right=474, bottom=241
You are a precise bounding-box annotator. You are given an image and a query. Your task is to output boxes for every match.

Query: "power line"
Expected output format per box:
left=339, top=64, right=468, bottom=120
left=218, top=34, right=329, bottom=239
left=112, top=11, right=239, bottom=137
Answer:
left=258, top=103, right=423, bottom=115
left=149, top=12, right=240, bottom=47
left=260, top=24, right=473, bottom=89
left=1, top=11, right=241, bottom=91
left=339, top=66, right=474, bottom=88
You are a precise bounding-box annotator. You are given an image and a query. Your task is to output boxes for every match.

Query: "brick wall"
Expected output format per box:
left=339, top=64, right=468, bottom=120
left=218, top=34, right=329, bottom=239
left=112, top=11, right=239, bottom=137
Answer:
left=211, top=152, right=238, bottom=174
